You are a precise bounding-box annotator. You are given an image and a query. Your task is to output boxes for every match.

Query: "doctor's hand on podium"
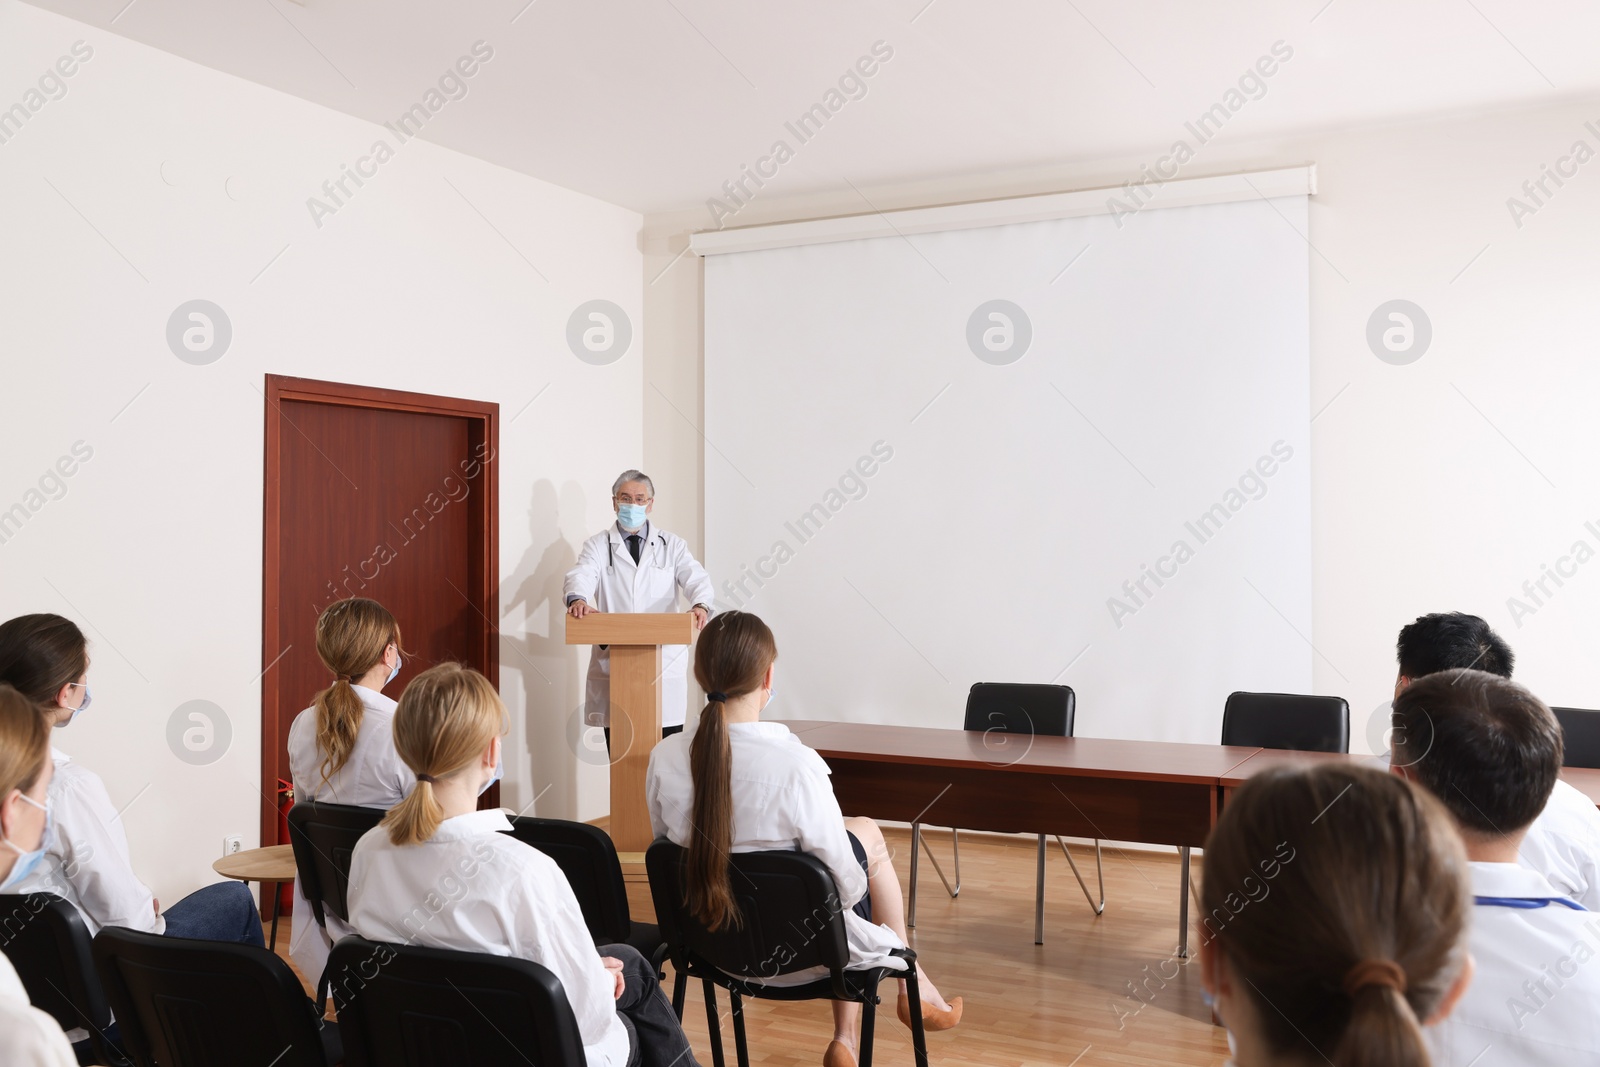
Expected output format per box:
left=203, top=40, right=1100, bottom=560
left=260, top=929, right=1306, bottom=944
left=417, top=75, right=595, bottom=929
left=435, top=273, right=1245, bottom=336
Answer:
left=567, top=599, right=598, bottom=619
left=691, top=605, right=709, bottom=631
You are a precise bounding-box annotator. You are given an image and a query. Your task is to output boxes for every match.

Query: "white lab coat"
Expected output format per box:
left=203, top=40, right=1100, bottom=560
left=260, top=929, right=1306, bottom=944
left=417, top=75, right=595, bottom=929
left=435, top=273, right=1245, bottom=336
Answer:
left=1518, top=777, right=1600, bottom=911
left=646, top=720, right=908, bottom=986
left=564, top=521, right=714, bottom=729
left=0, top=954, right=75, bottom=1067
left=14, top=748, right=163, bottom=938
left=346, top=809, right=631, bottom=1067
left=285, top=685, right=413, bottom=984
left=1427, top=862, right=1600, bottom=1065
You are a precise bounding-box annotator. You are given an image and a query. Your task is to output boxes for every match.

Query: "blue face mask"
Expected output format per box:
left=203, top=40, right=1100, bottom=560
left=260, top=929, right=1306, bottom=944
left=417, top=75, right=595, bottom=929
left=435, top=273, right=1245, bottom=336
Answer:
left=386, top=652, right=401, bottom=686
left=55, top=683, right=90, bottom=729
left=1, top=793, right=53, bottom=891
left=617, top=503, right=647, bottom=530
left=478, top=745, right=503, bottom=797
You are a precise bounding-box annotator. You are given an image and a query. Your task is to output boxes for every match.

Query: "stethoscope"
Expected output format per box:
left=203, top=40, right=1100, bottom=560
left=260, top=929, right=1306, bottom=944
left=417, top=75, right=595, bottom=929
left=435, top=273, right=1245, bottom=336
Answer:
left=607, top=529, right=668, bottom=571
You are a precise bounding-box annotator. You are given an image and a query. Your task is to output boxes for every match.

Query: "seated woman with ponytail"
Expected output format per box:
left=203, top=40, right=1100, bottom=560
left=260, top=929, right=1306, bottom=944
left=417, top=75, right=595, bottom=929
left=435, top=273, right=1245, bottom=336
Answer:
left=0, top=614, right=262, bottom=953
left=346, top=663, right=699, bottom=1067
left=285, top=597, right=416, bottom=981
left=0, top=682, right=78, bottom=1066
left=1200, top=763, right=1473, bottom=1067
left=645, top=611, right=961, bottom=1067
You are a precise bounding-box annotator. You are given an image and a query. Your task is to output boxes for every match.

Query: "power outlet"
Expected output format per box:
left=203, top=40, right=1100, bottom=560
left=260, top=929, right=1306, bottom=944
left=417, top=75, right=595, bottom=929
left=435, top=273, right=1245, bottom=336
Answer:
left=223, top=835, right=243, bottom=857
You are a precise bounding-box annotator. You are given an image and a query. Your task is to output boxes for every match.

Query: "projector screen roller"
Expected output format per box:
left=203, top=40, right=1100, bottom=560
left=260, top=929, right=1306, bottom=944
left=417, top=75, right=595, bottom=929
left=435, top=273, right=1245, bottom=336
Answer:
left=703, top=194, right=1312, bottom=743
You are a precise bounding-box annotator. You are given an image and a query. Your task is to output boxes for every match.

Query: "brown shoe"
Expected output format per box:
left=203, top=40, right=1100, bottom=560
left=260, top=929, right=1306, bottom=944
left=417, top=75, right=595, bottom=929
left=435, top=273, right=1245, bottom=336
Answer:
left=898, top=993, right=963, bottom=1032
left=823, top=1039, right=858, bottom=1067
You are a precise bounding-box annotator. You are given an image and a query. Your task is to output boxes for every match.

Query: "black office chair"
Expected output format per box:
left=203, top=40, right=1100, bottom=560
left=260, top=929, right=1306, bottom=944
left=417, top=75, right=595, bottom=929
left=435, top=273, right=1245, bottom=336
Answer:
left=647, top=839, right=929, bottom=1067
left=328, top=935, right=586, bottom=1067
left=1220, top=691, right=1350, bottom=753
left=92, top=926, right=340, bottom=1067
left=286, top=799, right=385, bottom=1000
left=1553, top=706, right=1600, bottom=769
left=0, top=893, right=129, bottom=1066
left=501, top=815, right=676, bottom=1008
left=909, top=682, right=1102, bottom=945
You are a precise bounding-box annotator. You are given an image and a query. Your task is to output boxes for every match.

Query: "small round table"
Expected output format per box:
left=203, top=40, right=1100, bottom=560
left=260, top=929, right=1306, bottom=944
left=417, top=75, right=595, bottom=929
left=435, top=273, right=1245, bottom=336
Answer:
left=213, top=843, right=297, bottom=950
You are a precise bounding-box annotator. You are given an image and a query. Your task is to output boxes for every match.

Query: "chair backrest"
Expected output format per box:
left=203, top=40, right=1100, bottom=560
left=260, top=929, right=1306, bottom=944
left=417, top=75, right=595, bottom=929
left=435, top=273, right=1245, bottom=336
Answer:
left=92, top=926, right=330, bottom=1067
left=327, top=935, right=586, bottom=1067
left=1221, top=691, right=1350, bottom=753
left=646, top=839, right=853, bottom=998
left=0, top=893, right=120, bottom=1060
left=501, top=816, right=632, bottom=945
left=287, top=800, right=385, bottom=927
left=962, top=682, right=1075, bottom=738
left=1553, top=706, right=1600, bottom=769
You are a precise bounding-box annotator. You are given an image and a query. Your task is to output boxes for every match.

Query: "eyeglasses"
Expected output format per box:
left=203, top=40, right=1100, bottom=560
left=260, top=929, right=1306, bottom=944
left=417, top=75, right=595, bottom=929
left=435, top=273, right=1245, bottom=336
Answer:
left=614, top=494, right=652, bottom=505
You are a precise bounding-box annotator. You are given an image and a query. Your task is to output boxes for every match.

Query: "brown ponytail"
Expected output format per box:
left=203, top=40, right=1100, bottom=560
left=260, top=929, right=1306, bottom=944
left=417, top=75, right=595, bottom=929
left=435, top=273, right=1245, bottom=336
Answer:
left=0, top=614, right=89, bottom=708
left=686, top=611, right=777, bottom=932
left=381, top=663, right=505, bottom=846
left=311, top=598, right=404, bottom=790
left=1202, top=764, right=1470, bottom=1067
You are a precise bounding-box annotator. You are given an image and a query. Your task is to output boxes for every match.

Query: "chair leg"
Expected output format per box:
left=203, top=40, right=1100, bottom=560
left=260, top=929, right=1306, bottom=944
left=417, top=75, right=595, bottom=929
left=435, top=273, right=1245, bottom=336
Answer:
left=730, top=989, right=750, bottom=1067
left=1055, top=836, right=1107, bottom=915
left=903, top=962, right=929, bottom=1067
left=859, top=995, right=876, bottom=1067
left=702, top=979, right=726, bottom=1067
left=1035, top=833, right=1046, bottom=945
left=916, top=827, right=961, bottom=899
left=672, top=970, right=687, bottom=1020
left=909, top=820, right=920, bottom=928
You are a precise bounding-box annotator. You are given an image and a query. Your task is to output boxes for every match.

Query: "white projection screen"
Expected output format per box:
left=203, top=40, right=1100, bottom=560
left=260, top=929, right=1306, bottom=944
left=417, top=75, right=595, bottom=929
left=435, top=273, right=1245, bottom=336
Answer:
left=702, top=191, right=1311, bottom=744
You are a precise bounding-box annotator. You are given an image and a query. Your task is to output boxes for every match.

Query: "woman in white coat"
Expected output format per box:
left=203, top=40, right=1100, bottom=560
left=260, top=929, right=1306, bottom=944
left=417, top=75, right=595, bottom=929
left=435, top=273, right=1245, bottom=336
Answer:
left=646, top=611, right=961, bottom=1067
left=564, top=470, right=714, bottom=741
left=0, top=682, right=78, bottom=1067
left=285, top=597, right=414, bottom=983
left=0, top=615, right=264, bottom=952
left=346, top=663, right=700, bottom=1067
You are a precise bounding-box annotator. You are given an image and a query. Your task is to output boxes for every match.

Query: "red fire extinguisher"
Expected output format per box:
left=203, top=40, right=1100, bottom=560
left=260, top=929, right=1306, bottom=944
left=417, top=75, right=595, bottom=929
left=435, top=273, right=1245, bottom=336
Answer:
left=276, top=778, right=295, bottom=912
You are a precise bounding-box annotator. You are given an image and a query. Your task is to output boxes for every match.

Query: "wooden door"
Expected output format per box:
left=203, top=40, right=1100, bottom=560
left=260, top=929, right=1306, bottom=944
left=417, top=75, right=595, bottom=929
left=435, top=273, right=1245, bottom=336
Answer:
left=262, top=375, right=499, bottom=850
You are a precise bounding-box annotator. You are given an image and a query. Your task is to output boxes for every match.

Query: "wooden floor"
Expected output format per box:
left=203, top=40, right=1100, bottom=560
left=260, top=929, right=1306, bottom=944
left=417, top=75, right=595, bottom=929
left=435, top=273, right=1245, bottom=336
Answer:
left=275, top=828, right=1229, bottom=1067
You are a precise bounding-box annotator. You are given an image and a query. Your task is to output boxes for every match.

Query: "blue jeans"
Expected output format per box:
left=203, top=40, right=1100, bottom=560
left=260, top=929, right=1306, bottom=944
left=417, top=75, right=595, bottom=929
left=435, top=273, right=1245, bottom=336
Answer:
left=161, top=881, right=265, bottom=947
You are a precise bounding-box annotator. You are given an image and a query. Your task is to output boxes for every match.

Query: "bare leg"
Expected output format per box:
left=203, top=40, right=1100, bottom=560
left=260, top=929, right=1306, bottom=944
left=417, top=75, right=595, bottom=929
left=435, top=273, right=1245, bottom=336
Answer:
left=844, top=816, right=952, bottom=1011
left=831, top=1000, right=859, bottom=1051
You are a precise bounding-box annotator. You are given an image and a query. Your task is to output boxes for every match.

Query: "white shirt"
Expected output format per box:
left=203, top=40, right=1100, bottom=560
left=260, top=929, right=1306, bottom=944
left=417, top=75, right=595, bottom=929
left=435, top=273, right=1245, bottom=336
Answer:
left=1518, top=777, right=1600, bottom=911
left=563, top=520, right=715, bottom=729
left=0, top=953, right=76, bottom=1067
left=346, top=809, right=630, bottom=1067
left=646, top=720, right=907, bottom=986
left=1427, top=862, right=1600, bottom=1066
left=285, top=684, right=413, bottom=983
left=14, top=747, right=162, bottom=937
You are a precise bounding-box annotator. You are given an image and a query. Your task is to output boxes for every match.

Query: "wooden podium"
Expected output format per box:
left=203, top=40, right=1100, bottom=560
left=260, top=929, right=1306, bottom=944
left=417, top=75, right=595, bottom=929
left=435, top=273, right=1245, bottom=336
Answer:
left=566, top=612, right=696, bottom=859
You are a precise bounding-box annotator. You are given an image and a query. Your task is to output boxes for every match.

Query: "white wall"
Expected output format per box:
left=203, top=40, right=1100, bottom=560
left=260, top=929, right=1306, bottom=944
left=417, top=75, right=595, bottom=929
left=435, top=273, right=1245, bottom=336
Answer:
left=645, top=95, right=1600, bottom=754
left=0, top=1, right=638, bottom=905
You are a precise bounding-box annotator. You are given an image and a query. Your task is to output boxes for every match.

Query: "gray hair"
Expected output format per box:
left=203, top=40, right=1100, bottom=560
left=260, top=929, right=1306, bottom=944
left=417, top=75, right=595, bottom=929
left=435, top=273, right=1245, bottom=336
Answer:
left=611, top=469, right=654, bottom=497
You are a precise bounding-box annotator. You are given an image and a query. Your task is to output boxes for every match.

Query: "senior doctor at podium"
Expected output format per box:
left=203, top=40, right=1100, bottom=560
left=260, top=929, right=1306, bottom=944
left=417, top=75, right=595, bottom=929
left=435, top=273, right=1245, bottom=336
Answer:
left=565, top=469, right=714, bottom=745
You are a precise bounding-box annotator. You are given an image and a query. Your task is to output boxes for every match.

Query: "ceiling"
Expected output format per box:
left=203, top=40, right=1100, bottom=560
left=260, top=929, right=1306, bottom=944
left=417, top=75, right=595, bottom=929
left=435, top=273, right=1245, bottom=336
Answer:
left=22, top=0, right=1600, bottom=215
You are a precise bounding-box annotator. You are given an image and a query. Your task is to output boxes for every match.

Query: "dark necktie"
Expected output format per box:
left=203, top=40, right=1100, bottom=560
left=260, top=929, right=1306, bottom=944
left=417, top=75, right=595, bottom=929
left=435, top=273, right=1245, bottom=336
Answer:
left=627, top=534, right=642, bottom=564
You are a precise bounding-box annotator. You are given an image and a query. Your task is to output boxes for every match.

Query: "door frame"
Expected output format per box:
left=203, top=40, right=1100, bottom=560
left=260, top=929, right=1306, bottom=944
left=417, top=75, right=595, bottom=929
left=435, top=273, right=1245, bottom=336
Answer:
left=261, top=374, right=499, bottom=849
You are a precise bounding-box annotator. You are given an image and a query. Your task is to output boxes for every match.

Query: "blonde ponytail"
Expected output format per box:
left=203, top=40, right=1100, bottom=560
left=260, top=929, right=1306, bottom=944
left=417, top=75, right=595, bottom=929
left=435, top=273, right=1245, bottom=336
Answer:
left=382, top=663, right=504, bottom=846
left=311, top=598, right=403, bottom=790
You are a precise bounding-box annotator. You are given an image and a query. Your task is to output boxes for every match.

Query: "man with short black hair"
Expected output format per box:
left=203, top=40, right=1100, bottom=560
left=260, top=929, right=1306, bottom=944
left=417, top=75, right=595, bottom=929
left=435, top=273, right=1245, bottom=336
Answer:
left=1394, top=670, right=1600, bottom=1064
left=1393, top=611, right=1600, bottom=909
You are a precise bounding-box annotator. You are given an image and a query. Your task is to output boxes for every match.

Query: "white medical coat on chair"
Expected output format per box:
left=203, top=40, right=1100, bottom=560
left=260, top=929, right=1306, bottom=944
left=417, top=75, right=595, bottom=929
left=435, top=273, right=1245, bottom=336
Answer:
left=564, top=521, right=714, bottom=729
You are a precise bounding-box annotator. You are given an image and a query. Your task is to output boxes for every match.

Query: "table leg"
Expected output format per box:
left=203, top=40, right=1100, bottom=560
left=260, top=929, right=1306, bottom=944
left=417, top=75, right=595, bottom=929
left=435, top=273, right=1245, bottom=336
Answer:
left=1177, top=847, right=1190, bottom=959
left=268, top=881, right=282, bottom=951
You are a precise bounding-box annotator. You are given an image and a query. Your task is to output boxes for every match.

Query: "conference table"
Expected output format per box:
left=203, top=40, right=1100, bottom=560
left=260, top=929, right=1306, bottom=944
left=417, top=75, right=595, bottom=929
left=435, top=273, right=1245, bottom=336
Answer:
left=777, top=719, right=1600, bottom=958
left=775, top=719, right=1261, bottom=956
